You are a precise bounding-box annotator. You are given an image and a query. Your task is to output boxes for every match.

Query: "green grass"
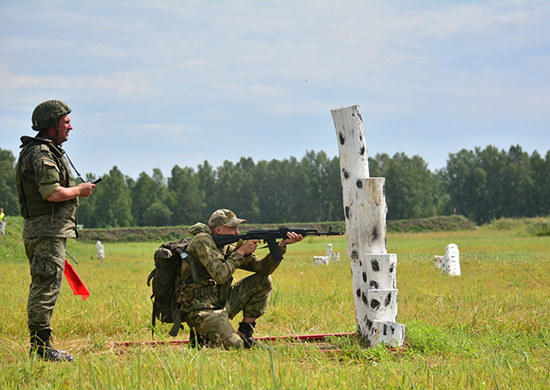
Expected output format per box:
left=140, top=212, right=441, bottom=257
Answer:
left=1, top=217, right=549, bottom=389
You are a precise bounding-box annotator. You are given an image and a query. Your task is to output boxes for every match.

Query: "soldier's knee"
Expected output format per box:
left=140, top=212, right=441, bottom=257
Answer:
left=224, top=333, right=245, bottom=349
left=259, top=274, right=272, bottom=291
left=205, top=330, right=244, bottom=349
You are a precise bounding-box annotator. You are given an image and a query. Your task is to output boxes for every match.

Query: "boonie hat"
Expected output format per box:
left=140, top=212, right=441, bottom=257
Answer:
left=208, top=209, right=246, bottom=229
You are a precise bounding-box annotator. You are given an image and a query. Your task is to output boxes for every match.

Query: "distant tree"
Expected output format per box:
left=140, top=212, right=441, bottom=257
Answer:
left=166, top=165, right=205, bottom=225
left=433, top=168, right=452, bottom=216
left=504, top=145, right=534, bottom=218
left=446, top=148, right=487, bottom=223
left=297, top=152, right=322, bottom=222
left=287, top=156, right=310, bottom=222
left=196, top=160, right=217, bottom=221
left=142, top=202, right=172, bottom=226
left=323, top=155, right=345, bottom=221
left=131, top=169, right=167, bottom=226
left=31, top=145, right=550, bottom=228
left=445, top=145, right=538, bottom=224
left=207, top=159, right=261, bottom=222
left=232, top=157, right=261, bottom=222
left=374, top=152, right=436, bottom=220
left=76, top=173, right=102, bottom=228
left=297, top=151, right=342, bottom=222
left=206, top=160, right=235, bottom=215
left=0, top=148, right=19, bottom=215
left=530, top=151, right=550, bottom=216
left=253, top=159, right=292, bottom=223
left=93, top=166, right=134, bottom=227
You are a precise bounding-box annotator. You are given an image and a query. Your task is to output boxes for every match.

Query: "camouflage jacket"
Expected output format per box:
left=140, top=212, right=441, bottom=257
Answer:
left=180, top=223, right=286, bottom=313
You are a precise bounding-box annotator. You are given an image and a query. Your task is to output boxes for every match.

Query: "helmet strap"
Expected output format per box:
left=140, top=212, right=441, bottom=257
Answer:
left=54, top=121, right=60, bottom=145
left=38, top=123, right=61, bottom=146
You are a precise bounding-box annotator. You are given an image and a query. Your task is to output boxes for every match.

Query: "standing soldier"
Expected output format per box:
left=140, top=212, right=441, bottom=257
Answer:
left=16, top=100, right=96, bottom=362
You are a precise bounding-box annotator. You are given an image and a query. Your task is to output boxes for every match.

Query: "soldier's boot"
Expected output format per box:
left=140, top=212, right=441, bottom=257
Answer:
left=30, top=330, right=74, bottom=362
left=188, top=327, right=206, bottom=348
left=237, top=321, right=257, bottom=349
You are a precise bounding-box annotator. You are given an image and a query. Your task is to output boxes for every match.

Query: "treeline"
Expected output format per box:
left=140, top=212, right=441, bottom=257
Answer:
left=1, top=146, right=549, bottom=227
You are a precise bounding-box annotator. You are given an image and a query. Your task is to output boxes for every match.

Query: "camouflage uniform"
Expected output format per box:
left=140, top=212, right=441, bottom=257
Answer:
left=178, top=223, right=287, bottom=349
left=16, top=135, right=77, bottom=332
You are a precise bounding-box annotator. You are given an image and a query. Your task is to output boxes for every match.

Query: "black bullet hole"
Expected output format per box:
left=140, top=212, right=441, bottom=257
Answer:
left=342, top=168, right=350, bottom=179
left=371, top=259, right=380, bottom=272
left=385, top=292, right=392, bottom=307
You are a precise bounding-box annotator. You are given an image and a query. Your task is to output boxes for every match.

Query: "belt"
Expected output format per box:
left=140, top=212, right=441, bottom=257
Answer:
left=194, top=284, right=218, bottom=298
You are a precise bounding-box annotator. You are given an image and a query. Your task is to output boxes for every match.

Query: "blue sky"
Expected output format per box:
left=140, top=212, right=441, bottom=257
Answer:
left=1, top=0, right=549, bottom=180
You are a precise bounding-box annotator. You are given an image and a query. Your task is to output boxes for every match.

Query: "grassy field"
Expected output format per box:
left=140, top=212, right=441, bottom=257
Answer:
left=1, top=217, right=549, bottom=389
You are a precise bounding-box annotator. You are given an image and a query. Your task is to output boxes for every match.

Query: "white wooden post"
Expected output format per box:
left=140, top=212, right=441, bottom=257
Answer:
left=443, top=244, right=460, bottom=276
left=325, top=244, right=333, bottom=260
left=364, top=254, right=404, bottom=347
left=313, top=244, right=333, bottom=265
left=332, top=104, right=405, bottom=348
left=331, top=105, right=369, bottom=263
left=96, top=240, right=105, bottom=260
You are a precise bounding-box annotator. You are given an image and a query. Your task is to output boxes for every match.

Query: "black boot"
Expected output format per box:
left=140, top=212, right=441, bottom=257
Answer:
left=30, top=330, right=74, bottom=362
left=188, top=327, right=206, bottom=348
left=237, top=321, right=256, bottom=349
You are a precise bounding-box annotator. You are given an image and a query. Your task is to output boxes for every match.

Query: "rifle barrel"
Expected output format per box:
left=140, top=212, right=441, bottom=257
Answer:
left=212, top=227, right=343, bottom=248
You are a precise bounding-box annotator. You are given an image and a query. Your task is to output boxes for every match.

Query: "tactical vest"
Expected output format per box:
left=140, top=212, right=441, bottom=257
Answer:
left=16, top=137, right=77, bottom=219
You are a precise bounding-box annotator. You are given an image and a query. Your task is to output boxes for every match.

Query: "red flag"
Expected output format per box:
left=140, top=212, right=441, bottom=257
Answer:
left=64, top=259, right=90, bottom=300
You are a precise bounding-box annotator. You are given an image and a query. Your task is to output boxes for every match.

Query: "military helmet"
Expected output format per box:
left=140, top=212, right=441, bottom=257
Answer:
left=31, top=100, right=71, bottom=131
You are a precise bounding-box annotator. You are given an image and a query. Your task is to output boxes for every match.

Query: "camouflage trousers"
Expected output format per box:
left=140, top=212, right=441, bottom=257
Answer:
left=185, top=273, right=272, bottom=349
left=24, top=237, right=66, bottom=332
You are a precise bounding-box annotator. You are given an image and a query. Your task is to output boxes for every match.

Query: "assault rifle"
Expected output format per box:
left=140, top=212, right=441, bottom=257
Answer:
left=212, top=227, right=344, bottom=263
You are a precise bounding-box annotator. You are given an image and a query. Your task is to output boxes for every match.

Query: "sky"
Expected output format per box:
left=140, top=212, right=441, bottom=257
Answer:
left=1, top=0, right=549, bottom=180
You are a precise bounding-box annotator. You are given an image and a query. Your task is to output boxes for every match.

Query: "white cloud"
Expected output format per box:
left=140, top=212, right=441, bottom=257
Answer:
left=0, top=66, right=39, bottom=92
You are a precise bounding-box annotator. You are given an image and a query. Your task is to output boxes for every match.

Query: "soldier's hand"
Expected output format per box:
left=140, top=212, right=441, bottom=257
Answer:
left=279, top=232, right=303, bottom=247
left=78, top=182, right=96, bottom=197
left=237, top=239, right=261, bottom=256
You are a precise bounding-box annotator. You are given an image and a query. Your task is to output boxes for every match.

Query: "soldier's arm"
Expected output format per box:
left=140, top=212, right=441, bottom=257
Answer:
left=46, top=183, right=95, bottom=202
left=190, top=235, right=246, bottom=285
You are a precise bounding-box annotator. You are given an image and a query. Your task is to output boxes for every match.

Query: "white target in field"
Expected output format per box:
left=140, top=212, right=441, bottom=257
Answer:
left=442, top=243, right=460, bottom=276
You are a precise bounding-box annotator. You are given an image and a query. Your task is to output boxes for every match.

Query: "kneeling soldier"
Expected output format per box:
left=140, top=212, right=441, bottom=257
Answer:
left=178, top=209, right=302, bottom=349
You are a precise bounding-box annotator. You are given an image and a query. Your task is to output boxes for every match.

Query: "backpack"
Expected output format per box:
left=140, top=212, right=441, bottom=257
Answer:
left=147, top=237, right=191, bottom=337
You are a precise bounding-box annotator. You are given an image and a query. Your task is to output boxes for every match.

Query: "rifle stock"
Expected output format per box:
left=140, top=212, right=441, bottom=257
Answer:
left=212, top=227, right=343, bottom=263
